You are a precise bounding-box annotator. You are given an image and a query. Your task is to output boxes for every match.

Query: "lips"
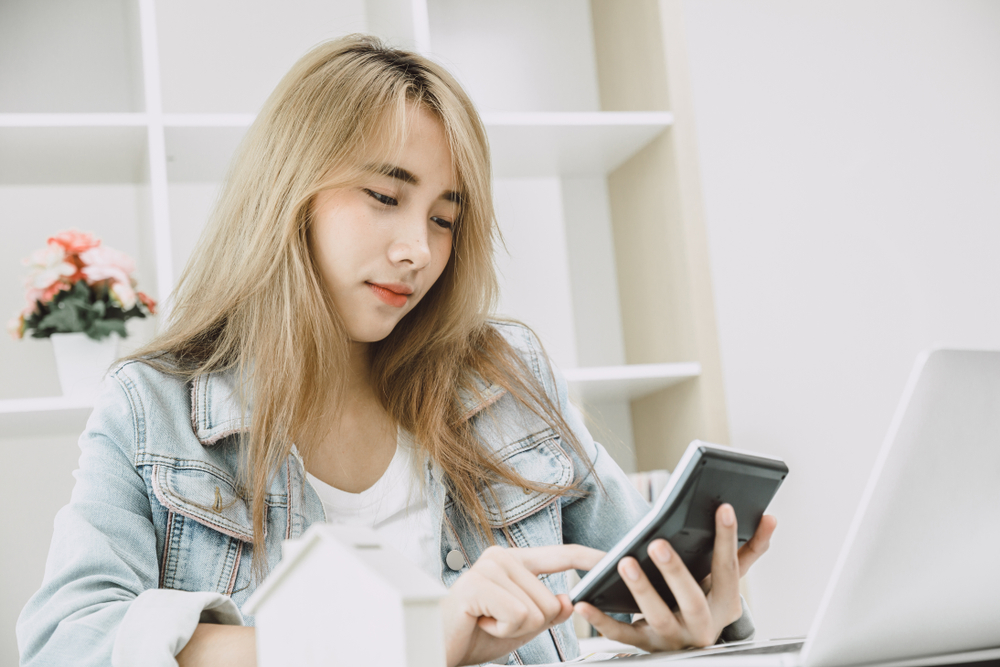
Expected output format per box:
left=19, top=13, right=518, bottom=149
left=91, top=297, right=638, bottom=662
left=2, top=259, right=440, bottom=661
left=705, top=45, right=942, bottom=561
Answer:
left=367, top=282, right=412, bottom=308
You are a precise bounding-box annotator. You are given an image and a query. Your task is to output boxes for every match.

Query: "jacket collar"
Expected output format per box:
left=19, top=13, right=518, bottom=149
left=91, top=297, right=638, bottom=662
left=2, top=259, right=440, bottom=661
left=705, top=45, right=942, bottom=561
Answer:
left=191, top=367, right=507, bottom=446
left=190, top=368, right=247, bottom=445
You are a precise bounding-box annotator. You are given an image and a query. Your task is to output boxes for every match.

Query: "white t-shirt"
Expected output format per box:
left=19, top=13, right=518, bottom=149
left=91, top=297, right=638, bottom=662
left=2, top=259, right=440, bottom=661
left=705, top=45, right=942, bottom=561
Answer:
left=304, top=428, right=438, bottom=578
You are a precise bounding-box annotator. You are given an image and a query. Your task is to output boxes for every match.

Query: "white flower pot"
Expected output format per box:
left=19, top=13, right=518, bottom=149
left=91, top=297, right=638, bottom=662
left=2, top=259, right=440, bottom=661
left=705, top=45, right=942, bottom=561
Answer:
left=50, top=332, right=120, bottom=398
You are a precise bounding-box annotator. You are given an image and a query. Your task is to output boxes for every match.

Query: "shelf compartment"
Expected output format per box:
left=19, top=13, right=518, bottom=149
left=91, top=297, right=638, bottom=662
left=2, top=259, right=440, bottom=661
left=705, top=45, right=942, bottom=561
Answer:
left=563, top=362, right=700, bottom=403
left=484, top=112, right=672, bottom=177
left=164, top=124, right=249, bottom=183
left=154, top=0, right=368, bottom=114
left=0, top=0, right=144, bottom=113
left=427, top=0, right=601, bottom=113
left=0, top=397, right=94, bottom=439
left=0, top=125, right=148, bottom=185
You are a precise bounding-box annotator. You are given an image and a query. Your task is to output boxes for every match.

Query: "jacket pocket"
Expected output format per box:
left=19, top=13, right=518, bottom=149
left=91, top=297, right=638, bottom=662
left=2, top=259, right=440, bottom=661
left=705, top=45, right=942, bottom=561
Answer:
left=152, top=463, right=254, bottom=542
left=480, top=427, right=573, bottom=528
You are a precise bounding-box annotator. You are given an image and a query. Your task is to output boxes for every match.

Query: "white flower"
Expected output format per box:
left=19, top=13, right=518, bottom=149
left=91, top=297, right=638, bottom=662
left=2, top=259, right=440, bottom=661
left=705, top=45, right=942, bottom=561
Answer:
left=24, top=242, right=76, bottom=290
left=110, top=281, right=137, bottom=310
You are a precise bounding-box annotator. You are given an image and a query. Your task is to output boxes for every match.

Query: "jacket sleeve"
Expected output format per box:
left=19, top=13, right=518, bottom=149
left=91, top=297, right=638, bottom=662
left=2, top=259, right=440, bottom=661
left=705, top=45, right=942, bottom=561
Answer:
left=16, top=369, right=242, bottom=667
left=516, top=326, right=756, bottom=642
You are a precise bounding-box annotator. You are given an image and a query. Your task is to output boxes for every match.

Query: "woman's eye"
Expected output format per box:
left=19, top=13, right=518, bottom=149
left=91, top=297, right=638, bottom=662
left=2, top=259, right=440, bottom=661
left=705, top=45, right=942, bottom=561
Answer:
left=364, top=189, right=397, bottom=206
left=431, top=217, right=454, bottom=231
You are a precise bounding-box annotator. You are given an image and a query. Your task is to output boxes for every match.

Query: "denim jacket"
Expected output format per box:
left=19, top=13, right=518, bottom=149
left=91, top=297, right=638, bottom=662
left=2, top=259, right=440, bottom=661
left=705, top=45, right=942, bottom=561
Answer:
left=17, top=321, right=752, bottom=666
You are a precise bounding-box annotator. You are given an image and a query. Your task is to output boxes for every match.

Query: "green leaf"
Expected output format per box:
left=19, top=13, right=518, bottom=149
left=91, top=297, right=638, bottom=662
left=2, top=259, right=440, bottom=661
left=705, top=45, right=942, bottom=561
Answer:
left=37, top=303, right=85, bottom=333
left=86, top=318, right=126, bottom=341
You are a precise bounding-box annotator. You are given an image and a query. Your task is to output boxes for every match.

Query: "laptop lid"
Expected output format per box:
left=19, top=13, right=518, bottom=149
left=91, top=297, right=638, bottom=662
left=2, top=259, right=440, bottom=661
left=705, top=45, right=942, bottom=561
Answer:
left=802, top=349, right=1000, bottom=667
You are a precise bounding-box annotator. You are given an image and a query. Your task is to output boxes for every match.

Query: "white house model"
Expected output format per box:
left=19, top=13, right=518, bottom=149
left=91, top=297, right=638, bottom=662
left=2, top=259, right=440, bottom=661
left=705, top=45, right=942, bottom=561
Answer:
left=243, top=523, right=448, bottom=667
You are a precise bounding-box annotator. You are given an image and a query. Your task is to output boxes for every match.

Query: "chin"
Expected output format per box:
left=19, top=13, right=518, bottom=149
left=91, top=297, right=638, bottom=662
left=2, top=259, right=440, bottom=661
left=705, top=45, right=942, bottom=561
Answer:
left=346, top=319, right=401, bottom=344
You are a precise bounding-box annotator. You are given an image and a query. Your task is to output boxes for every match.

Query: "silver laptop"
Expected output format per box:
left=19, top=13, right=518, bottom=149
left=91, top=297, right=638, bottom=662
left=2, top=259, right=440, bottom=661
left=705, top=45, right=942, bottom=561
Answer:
left=599, top=349, right=1000, bottom=667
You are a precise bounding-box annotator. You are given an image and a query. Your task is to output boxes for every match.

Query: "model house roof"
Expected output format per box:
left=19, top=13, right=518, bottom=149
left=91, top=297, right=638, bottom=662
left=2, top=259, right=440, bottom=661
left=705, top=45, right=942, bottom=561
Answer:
left=244, top=524, right=446, bottom=615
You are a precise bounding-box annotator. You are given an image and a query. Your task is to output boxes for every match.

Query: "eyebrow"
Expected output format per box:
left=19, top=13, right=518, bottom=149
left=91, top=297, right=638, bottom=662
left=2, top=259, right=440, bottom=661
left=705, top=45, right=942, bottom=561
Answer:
left=367, top=162, right=463, bottom=206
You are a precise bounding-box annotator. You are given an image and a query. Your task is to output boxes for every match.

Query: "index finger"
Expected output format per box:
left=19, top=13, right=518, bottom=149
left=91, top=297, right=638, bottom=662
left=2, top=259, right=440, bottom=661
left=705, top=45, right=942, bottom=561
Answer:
left=737, top=514, right=777, bottom=577
left=508, top=544, right=606, bottom=575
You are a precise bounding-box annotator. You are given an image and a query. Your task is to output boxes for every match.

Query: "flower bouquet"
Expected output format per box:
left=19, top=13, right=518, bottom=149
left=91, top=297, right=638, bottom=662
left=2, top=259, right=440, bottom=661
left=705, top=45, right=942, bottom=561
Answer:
left=8, top=230, right=156, bottom=341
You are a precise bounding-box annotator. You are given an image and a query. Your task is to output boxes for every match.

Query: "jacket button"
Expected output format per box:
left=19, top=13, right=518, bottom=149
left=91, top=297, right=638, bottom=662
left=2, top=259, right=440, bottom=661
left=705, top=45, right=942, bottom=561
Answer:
left=446, top=550, right=466, bottom=571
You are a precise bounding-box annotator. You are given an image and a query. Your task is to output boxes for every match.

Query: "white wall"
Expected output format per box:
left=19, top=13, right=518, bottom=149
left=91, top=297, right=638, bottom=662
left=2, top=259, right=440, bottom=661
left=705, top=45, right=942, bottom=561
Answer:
left=0, top=435, right=82, bottom=663
left=681, top=0, right=1000, bottom=640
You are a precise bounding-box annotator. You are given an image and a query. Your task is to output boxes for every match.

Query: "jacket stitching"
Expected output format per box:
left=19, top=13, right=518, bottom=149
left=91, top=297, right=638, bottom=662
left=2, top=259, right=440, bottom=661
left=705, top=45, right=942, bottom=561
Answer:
left=458, top=388, right=505, bottom=422
left=215, top=536, right=237, bottom=593
left=190, top=378, right=199, bottom=439
left=112, top=368, right=146, bottom=461
left=285, top=462, right=292, bottom=540
left=501, top=500, right=569, bottom=663
left=493, top=428, right=558, bottom=461
left=546, top=502, right=569, bottom=662
left=224, top=539, right=242, bottom=596
left=482, top=439, right=572, bottom=525
left=159, top=509, right=174, bottom=588
left=161, top=513, right=184, bottom=590
left=138, top=457, right=287, bottom=506
left=227, top=540, right=244, bottom=596
left=152, top=464, right=254, bottom=542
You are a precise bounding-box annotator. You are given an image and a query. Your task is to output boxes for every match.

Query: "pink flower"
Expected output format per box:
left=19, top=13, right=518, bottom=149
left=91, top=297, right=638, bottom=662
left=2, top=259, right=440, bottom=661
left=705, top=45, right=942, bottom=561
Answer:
left=23, top=243, right=76, bottom=294
left=80, top=245, right=139, bottom=308
left=80, top=245, right=136, bottom=283
left=137, top=291, right=157, bottom=315
left=6, top=314, right=25, bottom=340
left=49, top=229, right=100, bottom=254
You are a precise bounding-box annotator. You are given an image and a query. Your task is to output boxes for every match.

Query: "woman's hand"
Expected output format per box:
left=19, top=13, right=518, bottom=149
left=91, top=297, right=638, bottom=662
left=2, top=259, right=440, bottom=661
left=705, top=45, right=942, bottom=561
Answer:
left=574, top=504, right=777, bottom=652
left=441, top=543, right=605, bottom=667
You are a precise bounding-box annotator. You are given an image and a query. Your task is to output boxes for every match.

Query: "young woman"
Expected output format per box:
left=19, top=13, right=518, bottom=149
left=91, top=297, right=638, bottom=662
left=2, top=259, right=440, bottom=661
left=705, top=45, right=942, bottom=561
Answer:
left=17, top=36, right=776, bottom=667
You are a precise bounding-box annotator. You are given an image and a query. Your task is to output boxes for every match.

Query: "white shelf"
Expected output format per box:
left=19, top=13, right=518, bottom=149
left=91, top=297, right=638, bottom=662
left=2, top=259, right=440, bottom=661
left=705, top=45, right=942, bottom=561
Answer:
left=0, top=397, right=94, bottom=439
left=157, top=111, right=672, bottom=182
left=563, top=362, right=700, bottom=403
left=484, top=112, right=673, bottom=177
left=0, top=113, right=148, bottom=127
left=0, top=364, right=699, bottom=436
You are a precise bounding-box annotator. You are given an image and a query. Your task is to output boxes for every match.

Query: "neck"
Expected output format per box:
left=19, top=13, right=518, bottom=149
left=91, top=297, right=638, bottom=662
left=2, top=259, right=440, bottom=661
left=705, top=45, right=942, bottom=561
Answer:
left=346, top=340, right=374, bottom=396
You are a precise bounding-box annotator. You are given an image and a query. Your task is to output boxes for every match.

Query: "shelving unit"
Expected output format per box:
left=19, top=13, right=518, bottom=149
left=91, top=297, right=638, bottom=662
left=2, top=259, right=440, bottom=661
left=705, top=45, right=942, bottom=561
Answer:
left=0, top=0, right=728, bottom=474
left=564, top=362, right=700, bottom=403
left=0, top=397, right=94, bottom=439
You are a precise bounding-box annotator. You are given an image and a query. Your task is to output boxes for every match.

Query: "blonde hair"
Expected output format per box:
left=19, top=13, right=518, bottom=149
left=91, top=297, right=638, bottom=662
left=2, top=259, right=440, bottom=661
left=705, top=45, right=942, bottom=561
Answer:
left=130, top=35, right=592, bottom=580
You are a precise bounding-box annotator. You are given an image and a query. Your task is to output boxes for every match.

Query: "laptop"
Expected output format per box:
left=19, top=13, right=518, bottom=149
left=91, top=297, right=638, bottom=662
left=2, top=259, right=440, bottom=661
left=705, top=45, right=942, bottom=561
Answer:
left=579, top=349, right=1000, bottom=667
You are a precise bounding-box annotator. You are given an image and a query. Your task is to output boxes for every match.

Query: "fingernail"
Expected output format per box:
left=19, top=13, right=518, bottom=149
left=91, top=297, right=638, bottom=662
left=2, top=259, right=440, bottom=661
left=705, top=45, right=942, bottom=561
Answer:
left=620, top=559, right=640, bottom=581
left=651, top=541, right=671, bottom=563
left=722, top=504, right=735, bottom=527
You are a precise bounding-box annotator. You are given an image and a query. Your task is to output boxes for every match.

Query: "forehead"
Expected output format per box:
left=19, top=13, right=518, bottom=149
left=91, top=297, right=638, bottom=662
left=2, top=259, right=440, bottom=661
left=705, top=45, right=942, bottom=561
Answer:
left=367, top=105, right=458, bottom=180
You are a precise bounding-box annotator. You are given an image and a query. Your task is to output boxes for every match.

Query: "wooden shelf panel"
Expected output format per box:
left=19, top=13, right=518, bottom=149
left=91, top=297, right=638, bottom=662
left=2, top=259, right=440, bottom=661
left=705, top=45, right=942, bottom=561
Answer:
left=563, top=362, right=700, bottom=403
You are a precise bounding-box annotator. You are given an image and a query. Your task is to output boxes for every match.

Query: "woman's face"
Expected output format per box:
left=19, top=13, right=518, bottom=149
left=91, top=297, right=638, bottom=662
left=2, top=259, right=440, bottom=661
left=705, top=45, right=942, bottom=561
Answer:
left=310, top=106, right=459, bottom=343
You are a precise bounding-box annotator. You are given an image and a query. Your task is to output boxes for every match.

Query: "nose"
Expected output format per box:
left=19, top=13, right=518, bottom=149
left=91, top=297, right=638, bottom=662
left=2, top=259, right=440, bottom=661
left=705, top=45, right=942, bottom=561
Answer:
left=386, top=212, right=432, bottom=269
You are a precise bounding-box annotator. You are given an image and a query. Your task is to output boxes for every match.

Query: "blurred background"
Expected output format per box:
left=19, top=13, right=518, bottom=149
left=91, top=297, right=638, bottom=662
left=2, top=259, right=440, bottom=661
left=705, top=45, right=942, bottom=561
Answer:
left=1, top=0, right=998, bottom=663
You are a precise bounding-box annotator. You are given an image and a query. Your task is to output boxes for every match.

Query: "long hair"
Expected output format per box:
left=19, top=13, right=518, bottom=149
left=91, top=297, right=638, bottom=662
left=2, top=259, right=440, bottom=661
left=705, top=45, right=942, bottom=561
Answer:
left=128, top=35, right=593, bottom=580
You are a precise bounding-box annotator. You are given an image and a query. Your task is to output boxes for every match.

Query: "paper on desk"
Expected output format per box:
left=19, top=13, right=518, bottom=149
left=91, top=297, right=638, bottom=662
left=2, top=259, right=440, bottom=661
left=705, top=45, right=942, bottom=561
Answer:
left=531, top=652, right=638, bottom=666
left=530, top=637, right=647, bottom=665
